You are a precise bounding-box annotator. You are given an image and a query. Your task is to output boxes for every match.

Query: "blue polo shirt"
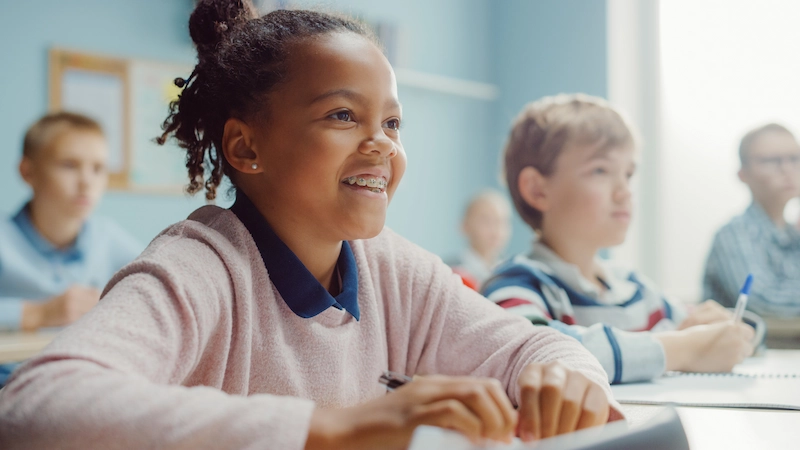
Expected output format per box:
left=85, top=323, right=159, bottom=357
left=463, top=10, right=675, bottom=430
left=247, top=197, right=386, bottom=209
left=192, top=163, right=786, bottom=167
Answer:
left=230, top=192, right=359, bottom=320
left=0, top=203, right=143, bottom=331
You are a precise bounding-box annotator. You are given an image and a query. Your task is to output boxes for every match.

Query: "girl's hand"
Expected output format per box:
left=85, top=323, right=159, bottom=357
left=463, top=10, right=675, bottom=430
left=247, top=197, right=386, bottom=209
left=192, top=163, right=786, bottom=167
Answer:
left=517, top=361, right=610, bottom=442
left=305, top=375, right=518, bottom=450
left=678, top=300, right=731, bottom=330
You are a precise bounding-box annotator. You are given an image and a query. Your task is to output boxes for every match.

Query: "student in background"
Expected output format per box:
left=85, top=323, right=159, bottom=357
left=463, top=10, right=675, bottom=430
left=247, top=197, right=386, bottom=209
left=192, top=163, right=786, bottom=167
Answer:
left=0, top=112, right=142, bottom=383
left=703, top=124, right=800, bottom=317
left=0, top=4, right=622, bottom=448
left=449, top=190, right=512, bottom=289
left=483, top=94, right=755, bottom=385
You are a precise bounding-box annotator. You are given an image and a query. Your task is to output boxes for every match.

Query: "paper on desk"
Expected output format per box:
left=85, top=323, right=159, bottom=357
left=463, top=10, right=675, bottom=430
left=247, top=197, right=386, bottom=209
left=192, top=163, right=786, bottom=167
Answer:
left=408, top=407, right=687, bottom=450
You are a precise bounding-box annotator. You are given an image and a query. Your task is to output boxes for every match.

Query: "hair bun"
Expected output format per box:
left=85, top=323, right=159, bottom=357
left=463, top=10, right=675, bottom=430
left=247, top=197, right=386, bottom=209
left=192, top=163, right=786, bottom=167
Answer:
left=189, top=0, right=257, bottom=57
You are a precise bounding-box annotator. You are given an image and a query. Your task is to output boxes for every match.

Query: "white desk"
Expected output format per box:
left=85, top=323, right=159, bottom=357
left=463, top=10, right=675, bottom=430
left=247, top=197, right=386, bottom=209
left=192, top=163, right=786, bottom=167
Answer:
left=0, top=331, right=58, bottom=363
left=622, top=405, right=799, bottom=449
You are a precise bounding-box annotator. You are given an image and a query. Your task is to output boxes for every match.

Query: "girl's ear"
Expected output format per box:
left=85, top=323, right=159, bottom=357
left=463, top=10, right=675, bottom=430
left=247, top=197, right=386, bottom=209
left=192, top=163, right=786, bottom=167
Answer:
left=222, top=118, right=261, bottom=173
left=518, top=166, right=550, bottom=212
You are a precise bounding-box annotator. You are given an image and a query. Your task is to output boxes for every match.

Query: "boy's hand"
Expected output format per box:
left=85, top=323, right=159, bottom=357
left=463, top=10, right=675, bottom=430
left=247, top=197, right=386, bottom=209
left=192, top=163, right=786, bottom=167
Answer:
left=306, top=375, right=517, bottom=450
left=677, top=300, right=731, bottom=330
left=658, top=322, right=754, bottom=373
left=22, top=285, right=101, bottom=331
left=517, top=361, right=609, bottom=442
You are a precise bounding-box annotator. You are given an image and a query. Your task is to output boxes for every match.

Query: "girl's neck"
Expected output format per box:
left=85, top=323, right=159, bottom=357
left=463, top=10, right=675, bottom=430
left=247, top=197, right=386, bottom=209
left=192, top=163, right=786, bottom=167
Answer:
left=249, top=196, right=341, bottom=293
left=539, top=234, right=604, bottom=290
left=27, top=200, right=83, bottom=250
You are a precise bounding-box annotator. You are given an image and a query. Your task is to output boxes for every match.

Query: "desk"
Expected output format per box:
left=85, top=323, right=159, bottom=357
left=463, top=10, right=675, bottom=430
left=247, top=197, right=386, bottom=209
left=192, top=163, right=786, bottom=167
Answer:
left=622, top=405, right=798, bottom=449
left=763, top=317, right=800, bottom=349
left=0, top=331, right=58, bottom=363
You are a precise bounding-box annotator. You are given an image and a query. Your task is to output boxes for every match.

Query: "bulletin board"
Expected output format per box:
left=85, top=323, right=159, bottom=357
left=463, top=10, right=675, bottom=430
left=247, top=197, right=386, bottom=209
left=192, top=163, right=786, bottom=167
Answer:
left=49, top=49, right=193, bottom=194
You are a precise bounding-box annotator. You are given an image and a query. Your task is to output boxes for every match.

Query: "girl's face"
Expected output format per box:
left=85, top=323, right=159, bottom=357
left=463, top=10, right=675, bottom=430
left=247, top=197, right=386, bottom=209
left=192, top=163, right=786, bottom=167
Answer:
left=251, top=32, right=405, bottom=242
left=540, top=143, right=635, bottom=249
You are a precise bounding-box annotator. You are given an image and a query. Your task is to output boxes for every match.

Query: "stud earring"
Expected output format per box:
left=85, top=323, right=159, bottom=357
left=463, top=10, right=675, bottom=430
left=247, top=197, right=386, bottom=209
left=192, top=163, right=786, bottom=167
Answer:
left=251, top=163, right=258, bottom=170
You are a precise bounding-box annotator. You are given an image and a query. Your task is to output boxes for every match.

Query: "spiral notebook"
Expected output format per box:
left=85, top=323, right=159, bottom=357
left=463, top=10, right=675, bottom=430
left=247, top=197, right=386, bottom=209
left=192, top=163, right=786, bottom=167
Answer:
left=611, top=351, right=800, bottom=410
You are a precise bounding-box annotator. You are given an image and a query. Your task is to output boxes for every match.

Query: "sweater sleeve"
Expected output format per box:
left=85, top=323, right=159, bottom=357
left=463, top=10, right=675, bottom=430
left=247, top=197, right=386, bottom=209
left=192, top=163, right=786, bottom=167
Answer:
left=394, top=240, right=624, bottom=421
left=0, top=235, right=314, bottom=450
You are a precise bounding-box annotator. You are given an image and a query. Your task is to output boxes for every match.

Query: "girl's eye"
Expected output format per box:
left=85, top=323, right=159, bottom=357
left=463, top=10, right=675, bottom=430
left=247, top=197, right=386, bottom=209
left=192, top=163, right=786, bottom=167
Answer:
left=330, top=111, right=353, bottom=122
left=384, top=118, right=401, bottom=131
left=60, top=161, right=79, bottom=169
left=592, top=167, right=608, bottom=175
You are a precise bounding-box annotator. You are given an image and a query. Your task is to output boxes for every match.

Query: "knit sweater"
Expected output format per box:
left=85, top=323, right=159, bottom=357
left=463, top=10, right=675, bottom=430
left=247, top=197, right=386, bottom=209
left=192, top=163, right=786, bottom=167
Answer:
left=0, top=206, right=621, bottom=449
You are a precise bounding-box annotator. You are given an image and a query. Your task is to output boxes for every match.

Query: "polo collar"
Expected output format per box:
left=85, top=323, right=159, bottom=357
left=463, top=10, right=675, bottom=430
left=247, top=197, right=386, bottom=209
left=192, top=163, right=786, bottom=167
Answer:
left=744, top=203, right=800, bottom=247
left=230, top=192, right=360, bottom=320
left=12, top=203, right=87, bottom=262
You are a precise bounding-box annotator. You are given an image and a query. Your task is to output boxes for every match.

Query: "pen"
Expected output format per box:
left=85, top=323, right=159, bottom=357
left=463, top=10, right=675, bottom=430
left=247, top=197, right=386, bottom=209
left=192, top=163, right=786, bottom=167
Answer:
left=379, top=370, right=413, bottom=391
left=731, top=274, right=754, bottom=323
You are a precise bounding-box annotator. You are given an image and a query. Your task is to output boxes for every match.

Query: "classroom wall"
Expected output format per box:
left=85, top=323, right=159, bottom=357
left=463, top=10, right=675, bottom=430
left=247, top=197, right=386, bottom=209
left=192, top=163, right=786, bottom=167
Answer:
left=489, top=0, right=609, bottom=255
left=0, top=0, right=611, bottom=262
left=0, top=0, right=201, bottom=246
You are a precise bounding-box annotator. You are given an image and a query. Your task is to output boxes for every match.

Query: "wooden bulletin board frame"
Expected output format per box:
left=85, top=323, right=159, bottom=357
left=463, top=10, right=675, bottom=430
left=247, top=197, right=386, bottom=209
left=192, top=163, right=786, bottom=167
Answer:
left=49, top=48, right=131, bottom=190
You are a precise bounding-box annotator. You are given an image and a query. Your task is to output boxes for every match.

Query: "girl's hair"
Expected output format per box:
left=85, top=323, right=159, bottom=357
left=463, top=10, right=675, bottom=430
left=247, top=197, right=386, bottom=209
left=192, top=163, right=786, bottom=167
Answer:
left=158, top=0, right=374, bottom=200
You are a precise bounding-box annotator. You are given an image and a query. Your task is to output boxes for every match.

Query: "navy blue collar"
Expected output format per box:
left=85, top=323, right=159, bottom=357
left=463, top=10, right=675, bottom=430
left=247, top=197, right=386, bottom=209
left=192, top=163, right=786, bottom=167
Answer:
left=230, top=192, right=359, bottom=320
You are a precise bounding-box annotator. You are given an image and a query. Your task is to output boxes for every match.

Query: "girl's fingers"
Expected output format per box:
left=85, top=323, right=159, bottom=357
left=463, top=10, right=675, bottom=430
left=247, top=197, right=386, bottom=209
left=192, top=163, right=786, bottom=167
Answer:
left=556, top=372, right=589, bottom=435
left=411, top=376, right=516, bottom=442
left=453, top=380, right=510, bottom=441
left=416, top=398, right=484, bottom=444
left=483, top=378, right=518, bottom=442
left=539, top=363, right=567, bottom=439
left=575, top=383, right=610, bottom=430
left=517, top=364, right=543, bottom=442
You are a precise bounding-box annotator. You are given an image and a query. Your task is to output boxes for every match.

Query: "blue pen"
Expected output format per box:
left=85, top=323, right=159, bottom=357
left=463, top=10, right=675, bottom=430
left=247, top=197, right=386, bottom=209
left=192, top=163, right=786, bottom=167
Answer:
left=731, top=274, right=754, bottom=323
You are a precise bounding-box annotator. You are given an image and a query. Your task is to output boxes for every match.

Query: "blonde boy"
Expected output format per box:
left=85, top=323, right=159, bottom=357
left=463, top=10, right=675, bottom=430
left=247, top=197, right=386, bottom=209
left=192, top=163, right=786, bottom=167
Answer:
left=0, top=112, right=141, bottom=335
left=449, top=190, right=512, bottom=289
left=483, top=94, right=755, bottom=384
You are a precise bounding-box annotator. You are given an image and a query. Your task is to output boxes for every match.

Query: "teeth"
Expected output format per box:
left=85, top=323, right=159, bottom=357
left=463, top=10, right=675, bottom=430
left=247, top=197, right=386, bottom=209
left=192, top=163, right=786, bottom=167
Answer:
left=343, top=176, right=387, bottom=191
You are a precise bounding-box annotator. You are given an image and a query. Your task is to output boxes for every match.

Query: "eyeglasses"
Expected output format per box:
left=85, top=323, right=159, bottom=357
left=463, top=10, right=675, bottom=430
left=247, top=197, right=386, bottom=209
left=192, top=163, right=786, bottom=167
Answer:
left=747, top=154, right=800, bottom=172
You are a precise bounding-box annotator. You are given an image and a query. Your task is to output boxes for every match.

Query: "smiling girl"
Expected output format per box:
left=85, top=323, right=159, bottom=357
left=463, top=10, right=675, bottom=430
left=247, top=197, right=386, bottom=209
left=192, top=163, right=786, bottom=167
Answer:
left=0, top=3, right=622, bottom=449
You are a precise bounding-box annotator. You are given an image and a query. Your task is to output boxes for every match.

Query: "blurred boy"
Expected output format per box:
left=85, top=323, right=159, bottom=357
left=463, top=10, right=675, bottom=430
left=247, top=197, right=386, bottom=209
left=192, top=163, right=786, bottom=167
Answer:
left=483, top=94, right=755, bottom=384
left=704, top=124, right=800, bottom=316
left=449, top=190, right=512, bottom=289
left=0, top=112, right=141, bottom=335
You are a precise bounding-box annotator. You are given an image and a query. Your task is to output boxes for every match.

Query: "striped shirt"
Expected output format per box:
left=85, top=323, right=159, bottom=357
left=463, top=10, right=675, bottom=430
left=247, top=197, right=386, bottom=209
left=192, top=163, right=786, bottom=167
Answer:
left=482, top=241, right=687, bottom=384
left=703, top=203, right=800, bottom=316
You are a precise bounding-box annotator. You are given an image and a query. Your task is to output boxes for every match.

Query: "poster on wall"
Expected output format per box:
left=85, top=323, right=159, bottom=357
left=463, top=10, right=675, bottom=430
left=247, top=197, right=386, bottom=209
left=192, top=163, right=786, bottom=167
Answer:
left=49, top=48, right=193, bottom=194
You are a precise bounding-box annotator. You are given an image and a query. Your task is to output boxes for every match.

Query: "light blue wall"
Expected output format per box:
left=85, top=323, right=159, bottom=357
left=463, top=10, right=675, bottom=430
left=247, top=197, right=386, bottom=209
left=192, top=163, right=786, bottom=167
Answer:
left=490, top=0, right=609, bottom=255
left=0, top=0, right=204, bottom=246
left=0, top=0, right=608, bottom=260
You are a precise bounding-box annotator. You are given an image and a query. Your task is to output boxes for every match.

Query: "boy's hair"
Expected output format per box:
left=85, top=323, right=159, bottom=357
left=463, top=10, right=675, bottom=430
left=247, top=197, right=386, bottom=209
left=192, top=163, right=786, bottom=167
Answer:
left=158, top=0, right=377, bottom=200
left=23, top=111, right=103, bottom=159
left=503, top=93, right=635, bottom=230
left=738, top=123, right=795, bottom=167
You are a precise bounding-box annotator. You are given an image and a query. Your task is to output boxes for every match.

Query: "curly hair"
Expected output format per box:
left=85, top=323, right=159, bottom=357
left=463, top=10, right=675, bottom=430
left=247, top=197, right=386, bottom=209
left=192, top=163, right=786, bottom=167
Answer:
left=157, top=0, right=374, bottom=200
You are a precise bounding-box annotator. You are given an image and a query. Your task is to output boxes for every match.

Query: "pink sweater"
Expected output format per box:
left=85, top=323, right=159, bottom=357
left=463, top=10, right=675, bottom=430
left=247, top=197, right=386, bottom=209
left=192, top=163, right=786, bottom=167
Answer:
left=0, top=206, right=621, bottom=449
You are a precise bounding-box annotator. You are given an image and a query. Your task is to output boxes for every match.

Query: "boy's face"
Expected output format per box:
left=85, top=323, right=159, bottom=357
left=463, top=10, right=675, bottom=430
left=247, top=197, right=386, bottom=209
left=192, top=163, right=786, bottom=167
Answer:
left=538, top=143, right=636, bottom=249
left=20, top=130, right=109, bottom=221
left=463, top=199, right=511, bottom=257
left=739, top=131, right=800, bottom=208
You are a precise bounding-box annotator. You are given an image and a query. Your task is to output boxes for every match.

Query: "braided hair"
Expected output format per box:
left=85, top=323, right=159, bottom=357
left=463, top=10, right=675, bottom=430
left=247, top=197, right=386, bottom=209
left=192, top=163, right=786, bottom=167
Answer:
left=158, top=0, right=374, bottom=200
